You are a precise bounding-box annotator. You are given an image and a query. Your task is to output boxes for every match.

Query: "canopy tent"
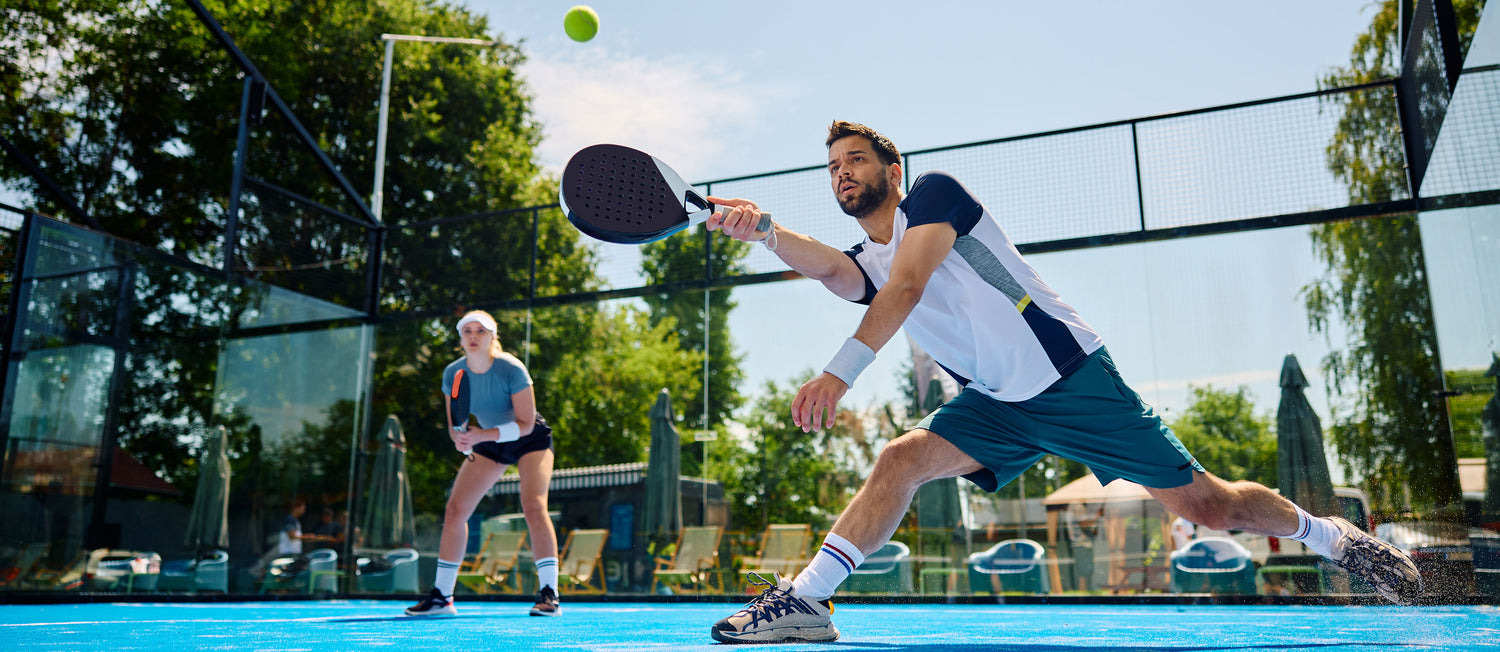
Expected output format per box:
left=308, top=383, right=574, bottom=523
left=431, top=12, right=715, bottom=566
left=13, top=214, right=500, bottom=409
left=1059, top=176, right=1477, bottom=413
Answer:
left=1042, top=474, right=1175, bottom=594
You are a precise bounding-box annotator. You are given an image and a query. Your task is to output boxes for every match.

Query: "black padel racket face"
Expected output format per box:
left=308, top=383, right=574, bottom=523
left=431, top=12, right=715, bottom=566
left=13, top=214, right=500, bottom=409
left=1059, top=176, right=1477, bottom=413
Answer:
left=560, top=144, right=715, bottom=244
left=450, top=369, right=472, bottom=455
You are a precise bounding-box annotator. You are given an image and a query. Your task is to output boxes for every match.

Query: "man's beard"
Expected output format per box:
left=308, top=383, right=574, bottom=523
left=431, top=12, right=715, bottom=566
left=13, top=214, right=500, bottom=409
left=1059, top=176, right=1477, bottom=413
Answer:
left=837, top=174, right=892, bottom=219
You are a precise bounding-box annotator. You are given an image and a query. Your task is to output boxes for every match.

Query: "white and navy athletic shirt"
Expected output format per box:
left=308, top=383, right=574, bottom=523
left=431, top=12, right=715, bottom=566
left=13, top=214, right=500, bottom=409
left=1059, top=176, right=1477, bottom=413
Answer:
left=842, top=171, right=1103, bottom=402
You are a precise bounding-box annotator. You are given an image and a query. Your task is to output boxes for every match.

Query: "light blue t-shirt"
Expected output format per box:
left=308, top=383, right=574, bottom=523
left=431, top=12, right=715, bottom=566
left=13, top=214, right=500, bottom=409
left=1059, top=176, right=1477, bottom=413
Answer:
left=442, top=353, right=533, bottom=427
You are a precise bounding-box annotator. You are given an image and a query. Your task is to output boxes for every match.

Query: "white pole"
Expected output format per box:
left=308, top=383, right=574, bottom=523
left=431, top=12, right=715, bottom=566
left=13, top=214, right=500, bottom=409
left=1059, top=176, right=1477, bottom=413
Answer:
left=371, top=38, right=395, bottom=223
left=371, top=34, right=493, bottom=224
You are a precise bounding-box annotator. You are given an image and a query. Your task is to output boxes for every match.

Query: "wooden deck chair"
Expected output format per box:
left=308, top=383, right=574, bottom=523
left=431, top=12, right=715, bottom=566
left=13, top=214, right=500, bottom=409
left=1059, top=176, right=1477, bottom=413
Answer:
left=23, top=549, right=88, bottom=590
left=0, top=543, right=48, bottom=588
left=740, top=524, right=813, bottom=582
left=456, top=530, right=528, bottom=594
left=556, top=529, right=608, bottom=594
left=653, top=526, right=724, bottom=594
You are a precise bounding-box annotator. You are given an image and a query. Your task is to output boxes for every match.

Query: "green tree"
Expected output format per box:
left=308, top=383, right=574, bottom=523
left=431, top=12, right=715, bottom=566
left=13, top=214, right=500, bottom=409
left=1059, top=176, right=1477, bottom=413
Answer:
left=1309, top=0, right=1486, bottom=516
left=1443, top=366, right=1493, bottom=459
left=538, top=305, right=704, bottom=469
left=1167, top=385, right=1277, bottom=488
left=1, top=0, right=614, bottom=528
left=717, top=376, right=868, bottom=533
left=640, top=233, right=751, bottom=439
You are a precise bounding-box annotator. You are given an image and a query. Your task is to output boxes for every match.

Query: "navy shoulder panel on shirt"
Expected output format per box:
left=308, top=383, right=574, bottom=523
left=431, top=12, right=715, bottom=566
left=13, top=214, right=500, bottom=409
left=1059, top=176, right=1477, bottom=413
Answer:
left=841, top=242, right=878, bottom=306
left=899, top=171, right=983, bottom=236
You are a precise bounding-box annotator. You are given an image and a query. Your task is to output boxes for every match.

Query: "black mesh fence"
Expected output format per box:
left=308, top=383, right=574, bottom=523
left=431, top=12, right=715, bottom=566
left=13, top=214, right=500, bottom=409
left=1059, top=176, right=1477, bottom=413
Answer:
left=234, top=180, right=371, bottom=312
left=376, top=80, right=1455, bottom=312
left=907, top=126, right=1141, bottom=245
left=1135, top=93, right=1361, bottom=229
left=382, top=208, right=538, bottom=317
left=1422, top=67, right=1500, bottom=196
left=1400, top=0, right=1459, bottom=192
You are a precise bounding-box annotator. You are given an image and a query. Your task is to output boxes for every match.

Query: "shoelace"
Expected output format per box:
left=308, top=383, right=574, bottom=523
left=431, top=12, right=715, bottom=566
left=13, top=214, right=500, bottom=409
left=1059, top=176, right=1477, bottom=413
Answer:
left=740, top=572, right=781, bottom=605
left=736, top=573, right=811, bottom=626
left=739, top=573, right=783, bottom=612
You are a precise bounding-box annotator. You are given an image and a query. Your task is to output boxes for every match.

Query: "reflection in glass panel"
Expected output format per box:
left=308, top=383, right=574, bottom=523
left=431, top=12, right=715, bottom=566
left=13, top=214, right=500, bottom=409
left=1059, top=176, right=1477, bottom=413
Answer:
left=214, top=325, right=369, bottom=592
left=0, top=345, right=114, bottom=584
left=1422, top=204, right=1500, bottom=529
left=0, top=216, right=377, bottom=595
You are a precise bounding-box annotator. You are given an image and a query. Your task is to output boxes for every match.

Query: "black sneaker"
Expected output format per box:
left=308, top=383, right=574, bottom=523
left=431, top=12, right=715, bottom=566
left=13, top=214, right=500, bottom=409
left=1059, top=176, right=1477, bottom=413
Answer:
left=1327, top=516, right=1423, bottom=605
left=529, top=585, right=561, bottom=616
left=711, top=573, right=837, bottom=644
left=404, top=587, right=457, bottom=616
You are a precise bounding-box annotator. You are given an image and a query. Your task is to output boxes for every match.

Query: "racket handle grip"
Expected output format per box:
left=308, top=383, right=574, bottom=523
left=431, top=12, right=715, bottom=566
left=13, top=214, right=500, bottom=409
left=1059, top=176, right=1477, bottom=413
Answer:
left=455, top=426, right=471, bottom=456
left=712, top=207, right=773, bottom=237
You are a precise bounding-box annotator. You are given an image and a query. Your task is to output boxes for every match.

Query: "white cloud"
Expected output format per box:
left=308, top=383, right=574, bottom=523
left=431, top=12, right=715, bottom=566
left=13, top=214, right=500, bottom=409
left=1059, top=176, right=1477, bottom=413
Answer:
left=521, top=48, right=771, bottom=180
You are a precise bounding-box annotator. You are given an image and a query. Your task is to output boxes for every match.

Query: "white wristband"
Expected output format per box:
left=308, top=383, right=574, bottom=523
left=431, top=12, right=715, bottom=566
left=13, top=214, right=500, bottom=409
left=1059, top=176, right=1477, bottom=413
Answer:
left=822, top=337, right=876, bottom=387
left=496, top=421, right=521, bottom=443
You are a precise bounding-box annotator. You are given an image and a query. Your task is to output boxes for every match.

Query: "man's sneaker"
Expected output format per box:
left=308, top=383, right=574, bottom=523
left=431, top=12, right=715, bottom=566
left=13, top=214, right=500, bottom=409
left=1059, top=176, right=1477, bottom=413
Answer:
left=404, top=587, right=457, bottom=616
left=529, top=585, right=561, bottom=616
left=711, top=574, right=837, bottom=644
left=1327, top=516, right=1423, bottom=605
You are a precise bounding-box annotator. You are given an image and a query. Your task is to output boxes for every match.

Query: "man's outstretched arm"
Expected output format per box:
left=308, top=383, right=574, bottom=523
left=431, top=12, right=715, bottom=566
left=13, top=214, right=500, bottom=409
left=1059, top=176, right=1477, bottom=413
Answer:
left=794, top=221, right=956, bottom=431
left=705, top=197, right=866, bottom=301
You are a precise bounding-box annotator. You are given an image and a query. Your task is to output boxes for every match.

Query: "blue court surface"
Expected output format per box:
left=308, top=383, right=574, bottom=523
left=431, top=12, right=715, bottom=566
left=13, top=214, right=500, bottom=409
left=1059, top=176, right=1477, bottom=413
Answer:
left=1, top=601, right=1496, bottom=650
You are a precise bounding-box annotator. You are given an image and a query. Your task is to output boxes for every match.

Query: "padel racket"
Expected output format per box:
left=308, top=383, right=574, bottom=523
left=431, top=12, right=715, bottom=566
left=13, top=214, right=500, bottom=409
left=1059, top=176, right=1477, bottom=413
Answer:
left=450, top=369, right=473, bottom=456
left=560, top=144, right=772, bottom=244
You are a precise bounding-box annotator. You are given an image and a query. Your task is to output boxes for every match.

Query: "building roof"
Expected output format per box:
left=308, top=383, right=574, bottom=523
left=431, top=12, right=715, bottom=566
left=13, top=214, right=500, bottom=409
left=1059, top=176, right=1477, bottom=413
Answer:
left=1041, top=473, right=1152, bottom=506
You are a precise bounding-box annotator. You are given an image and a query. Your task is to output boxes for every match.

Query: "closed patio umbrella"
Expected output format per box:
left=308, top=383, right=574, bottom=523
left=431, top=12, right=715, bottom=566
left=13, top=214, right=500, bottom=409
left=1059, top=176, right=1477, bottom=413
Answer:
left=183, top=426, right=231, bottom=554
left=643, top=389, right=682, bottom=542
left=1276, top=354, right=1336, bottom=516
left=362, top=416, right=416, bottom=548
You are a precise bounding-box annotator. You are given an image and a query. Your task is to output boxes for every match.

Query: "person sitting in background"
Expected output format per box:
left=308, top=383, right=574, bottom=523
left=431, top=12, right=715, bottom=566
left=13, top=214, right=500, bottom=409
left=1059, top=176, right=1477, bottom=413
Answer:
left=310, top=507, right=346, bottom=547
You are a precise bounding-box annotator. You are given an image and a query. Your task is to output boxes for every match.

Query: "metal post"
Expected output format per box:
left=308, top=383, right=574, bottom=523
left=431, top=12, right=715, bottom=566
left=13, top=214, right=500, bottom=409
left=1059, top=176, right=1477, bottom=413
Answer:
left=702, top=223, right=712, bottom=525
left=371, top=39, right=395, bottom=223
left=371, top=34, right=494, bottom=224
left=226, top=77, right=254, bottom=275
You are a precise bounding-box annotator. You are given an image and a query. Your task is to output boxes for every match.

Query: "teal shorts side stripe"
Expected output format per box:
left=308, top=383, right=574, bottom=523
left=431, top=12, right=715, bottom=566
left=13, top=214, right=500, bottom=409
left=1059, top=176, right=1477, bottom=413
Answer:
left=916, top=347, right=1204, bottom=493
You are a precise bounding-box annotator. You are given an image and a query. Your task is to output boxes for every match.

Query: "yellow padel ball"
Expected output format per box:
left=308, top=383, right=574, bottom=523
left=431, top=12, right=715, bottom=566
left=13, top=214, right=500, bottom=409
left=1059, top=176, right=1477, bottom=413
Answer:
left=564, top=6, right=598, bottom=43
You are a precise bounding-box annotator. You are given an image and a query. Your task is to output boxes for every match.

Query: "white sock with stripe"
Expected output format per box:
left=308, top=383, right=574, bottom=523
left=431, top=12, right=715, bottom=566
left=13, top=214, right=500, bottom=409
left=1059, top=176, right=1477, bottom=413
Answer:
left=434, top=558, right=461, bottom=598
left=534, top=556, right=558, bottom=592
left=792, top=532, right=864, bottom=601
left=1288, top=504, right=1339, bottom=557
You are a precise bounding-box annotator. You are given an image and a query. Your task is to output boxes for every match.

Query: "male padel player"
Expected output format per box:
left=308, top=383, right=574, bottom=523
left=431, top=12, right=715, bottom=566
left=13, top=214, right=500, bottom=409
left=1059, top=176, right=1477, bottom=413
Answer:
left=405, top=311, right=563, bottom=617
left=702, top=121, right=1422, bottom=643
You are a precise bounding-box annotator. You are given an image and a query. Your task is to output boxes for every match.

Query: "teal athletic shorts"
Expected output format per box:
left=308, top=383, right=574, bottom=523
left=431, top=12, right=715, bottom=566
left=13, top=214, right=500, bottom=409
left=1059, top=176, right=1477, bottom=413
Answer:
left=916, top=347, right=1204, bottom=492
